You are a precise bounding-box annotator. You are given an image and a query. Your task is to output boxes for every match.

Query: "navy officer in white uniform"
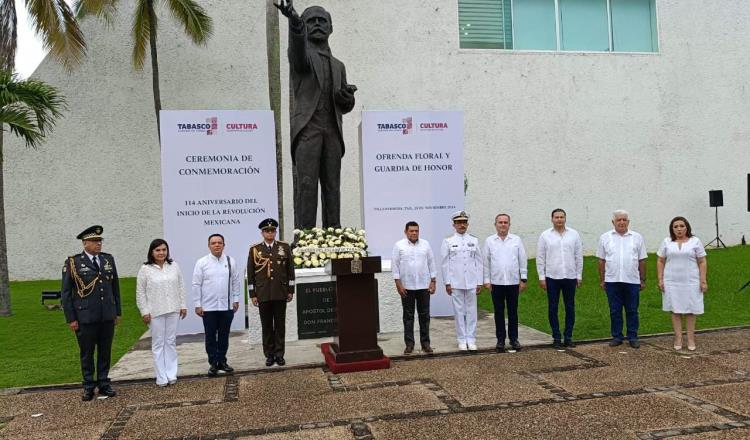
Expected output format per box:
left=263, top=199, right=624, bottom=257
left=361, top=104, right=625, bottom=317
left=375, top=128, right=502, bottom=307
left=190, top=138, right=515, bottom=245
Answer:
left=440, top=211, right=483, bottom=351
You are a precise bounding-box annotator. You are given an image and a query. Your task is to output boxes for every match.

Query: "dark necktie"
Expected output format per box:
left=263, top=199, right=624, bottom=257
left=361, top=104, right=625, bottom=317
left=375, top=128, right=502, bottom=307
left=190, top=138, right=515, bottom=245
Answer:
left=92, top=256, right=100, bottom=272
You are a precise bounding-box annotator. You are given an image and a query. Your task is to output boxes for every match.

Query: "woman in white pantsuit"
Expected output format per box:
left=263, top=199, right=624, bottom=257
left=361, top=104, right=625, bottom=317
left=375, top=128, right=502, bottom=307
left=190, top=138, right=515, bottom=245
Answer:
left=657, top=217, right=708, bottom=352
left=136, top=239, right=187, bottom=386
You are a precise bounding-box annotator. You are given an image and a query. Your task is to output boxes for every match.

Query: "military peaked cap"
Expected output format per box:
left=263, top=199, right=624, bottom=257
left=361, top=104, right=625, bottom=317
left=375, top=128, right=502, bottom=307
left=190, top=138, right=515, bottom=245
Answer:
left=77, top=225, right=103, bottom=240
left=258, top=218, right=279, bottom=230
left=451, top=211, right=469, bottom=222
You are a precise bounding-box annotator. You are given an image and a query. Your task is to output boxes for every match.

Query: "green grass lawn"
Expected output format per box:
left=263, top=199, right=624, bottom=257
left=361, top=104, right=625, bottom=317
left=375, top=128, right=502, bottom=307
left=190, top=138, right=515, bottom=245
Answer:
left=0, top=278, right=145, bottom=389
left=478, top=246, right=750, bottom=341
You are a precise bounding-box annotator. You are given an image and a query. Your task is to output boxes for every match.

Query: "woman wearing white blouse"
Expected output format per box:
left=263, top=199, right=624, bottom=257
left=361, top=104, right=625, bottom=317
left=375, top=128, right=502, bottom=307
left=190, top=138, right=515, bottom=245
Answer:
left=656, top=217, right=708, bottom=352
left=136, top=239, right=187, bottom=386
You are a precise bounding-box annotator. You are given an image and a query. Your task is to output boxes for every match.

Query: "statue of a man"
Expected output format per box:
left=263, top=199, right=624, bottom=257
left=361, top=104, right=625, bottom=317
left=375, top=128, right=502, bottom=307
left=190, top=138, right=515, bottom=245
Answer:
left=275, top=0, right=357, bottom=229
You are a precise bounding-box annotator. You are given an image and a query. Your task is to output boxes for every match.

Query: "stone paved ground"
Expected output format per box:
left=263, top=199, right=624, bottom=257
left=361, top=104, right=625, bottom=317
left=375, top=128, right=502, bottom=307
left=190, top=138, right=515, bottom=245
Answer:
left=2, top=328, right=750, bottom=439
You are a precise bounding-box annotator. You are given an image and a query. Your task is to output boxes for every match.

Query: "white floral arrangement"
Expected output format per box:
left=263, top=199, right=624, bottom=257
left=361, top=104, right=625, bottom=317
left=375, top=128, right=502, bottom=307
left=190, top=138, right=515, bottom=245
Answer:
left=292, top=227, right=368, bottom=269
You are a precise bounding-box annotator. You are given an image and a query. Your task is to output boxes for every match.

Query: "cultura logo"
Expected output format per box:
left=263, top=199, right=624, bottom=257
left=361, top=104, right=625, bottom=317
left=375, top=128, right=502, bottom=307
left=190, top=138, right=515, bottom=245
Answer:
left=225, top=122, right=259, bottom=132
left=376, top=116, right=413, bottom=135
left=419, top=121, right=449, bottom=131
left=177, top=117, right=218, bottom=135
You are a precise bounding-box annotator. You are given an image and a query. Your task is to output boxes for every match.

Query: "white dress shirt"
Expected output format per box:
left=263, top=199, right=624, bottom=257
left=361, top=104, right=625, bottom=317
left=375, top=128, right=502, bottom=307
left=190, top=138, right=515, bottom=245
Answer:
left=483, top=233, right=528, bottom=285
left=441, top=233, right=483, bottom=289
left=136, top=261, right=186, bottom=317
left=596, top=230, right=647, bottom=284
left=536, top=227, right=583, bottom=281
left=392, top=238, right=437, bottom=290
left=192, top=253, right=241, bottom=311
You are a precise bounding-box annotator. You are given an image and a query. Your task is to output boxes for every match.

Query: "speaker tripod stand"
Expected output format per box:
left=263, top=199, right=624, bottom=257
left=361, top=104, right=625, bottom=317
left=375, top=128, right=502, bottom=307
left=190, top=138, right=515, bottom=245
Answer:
left=705, top=206, right=726, bottom=248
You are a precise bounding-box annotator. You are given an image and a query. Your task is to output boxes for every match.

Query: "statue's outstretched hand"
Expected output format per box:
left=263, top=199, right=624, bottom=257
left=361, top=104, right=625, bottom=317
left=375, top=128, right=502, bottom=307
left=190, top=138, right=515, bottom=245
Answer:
left=274, top=0, right=300, bottom=23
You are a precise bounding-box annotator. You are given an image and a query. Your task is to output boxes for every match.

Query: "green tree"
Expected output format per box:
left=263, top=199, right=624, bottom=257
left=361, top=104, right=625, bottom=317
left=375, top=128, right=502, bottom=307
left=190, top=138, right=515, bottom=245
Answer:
left=0, top=70, right=65, bottom=316
left=126, top=0, right=213, bottom=136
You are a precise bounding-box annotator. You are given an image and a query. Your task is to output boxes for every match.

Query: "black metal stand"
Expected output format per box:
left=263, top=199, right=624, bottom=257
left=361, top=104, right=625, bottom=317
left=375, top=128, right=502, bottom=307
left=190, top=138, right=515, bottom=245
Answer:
left=705, top=206, right=726, bottom=249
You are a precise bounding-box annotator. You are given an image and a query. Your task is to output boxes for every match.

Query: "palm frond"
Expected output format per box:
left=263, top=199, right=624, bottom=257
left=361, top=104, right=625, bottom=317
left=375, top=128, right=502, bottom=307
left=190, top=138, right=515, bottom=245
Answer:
left=166, top=0, right=212, bottom=45
left=26, top=0, right=86, bottom=70
left=131, top=0, right=153, bottom=70
left=0, top=106, right=42, bottom=148
left=74, top=0, right=119, bottom=26
left=0, top=0, right=18, bottom=71
left=0, top=70, right=66, bottom=148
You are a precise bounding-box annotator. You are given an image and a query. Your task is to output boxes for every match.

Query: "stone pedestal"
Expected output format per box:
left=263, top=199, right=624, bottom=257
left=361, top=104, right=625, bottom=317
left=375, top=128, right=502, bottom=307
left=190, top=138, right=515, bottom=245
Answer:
left=247, top=260, right=401, bottom=344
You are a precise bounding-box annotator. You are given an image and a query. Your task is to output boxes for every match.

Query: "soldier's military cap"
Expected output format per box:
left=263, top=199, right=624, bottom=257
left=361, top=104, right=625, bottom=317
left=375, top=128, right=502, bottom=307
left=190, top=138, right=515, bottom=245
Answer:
left=258, top=218, right=279, bottom=230
left=451, top=211, right=469, bottom=222
left=77, top=225, right=103, bottom=241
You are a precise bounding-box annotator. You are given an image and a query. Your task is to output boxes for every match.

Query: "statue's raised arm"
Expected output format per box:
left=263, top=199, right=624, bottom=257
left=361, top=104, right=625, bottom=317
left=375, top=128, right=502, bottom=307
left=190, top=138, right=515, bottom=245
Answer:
left=274, top=0, right=301, bottom=25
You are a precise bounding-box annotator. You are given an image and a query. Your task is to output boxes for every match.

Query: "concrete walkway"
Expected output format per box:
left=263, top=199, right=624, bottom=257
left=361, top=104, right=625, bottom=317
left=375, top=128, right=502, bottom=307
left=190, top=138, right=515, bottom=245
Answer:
left=4, top=327, right=750, bottom=439
left=110, top=311, right=550, bottom=381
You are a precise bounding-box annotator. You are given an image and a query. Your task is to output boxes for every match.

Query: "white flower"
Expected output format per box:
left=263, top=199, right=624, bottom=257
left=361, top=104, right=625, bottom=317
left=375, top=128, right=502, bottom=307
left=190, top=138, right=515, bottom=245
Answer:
left=297, top=240, right=307, bottom=247
left=329, top=253, right=337, bottom=260
left=303, top=252, right=311, bottom=257
left=318, top=252, right=327, bottom=259
left=293, top=257, right=303, bottom=265
left=327, top=227, right=334, bottom=233
left=334, top=239, right=342, bottom=246
left=357, top=229, right=365, bottom=236
left=334, top=228, right=343, bottom=234
left=344, top=227, right=353, bottom=233
left=292, top=248, right=301, bottom=255
left=293, top=229, right=302, bottom=236
left=304, top=260, right=312, bottom=267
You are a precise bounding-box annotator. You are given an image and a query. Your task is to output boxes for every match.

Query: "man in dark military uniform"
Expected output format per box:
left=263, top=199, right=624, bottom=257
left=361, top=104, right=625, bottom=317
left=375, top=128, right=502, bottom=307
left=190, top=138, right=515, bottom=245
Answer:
left=247, top=218, right=295, bottom=367
left=61, top=225, right=121, bottom=401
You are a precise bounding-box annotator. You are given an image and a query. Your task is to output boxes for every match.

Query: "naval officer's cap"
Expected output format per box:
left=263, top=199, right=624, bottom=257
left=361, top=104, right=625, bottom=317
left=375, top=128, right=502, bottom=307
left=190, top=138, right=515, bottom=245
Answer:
left=258, top=218, right=279, bottom=231
left=77, top=225, right=103, bottom=241
left=451, top=211, right=469, bottom=222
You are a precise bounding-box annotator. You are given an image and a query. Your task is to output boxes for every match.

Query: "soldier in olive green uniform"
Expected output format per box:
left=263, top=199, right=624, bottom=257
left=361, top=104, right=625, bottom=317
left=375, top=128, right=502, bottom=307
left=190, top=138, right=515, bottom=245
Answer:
left=61, top=225, right=121, bottom=401
left=247, top=218, right=295, bottom=367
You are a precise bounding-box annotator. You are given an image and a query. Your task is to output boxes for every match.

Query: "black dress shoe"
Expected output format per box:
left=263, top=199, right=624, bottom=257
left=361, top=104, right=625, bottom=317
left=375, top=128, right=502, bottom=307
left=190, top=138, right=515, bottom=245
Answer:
left=208, top=363, right=219, bottom=376
left=275, top=356, right=286, bottom=366
left=496, top=345, right=505, bottom=353
left=552, top=340, right=563, bottom=349
left=265, top=356, right=275, bottom=367
left=629, top=340, right=641, bottom=349
left=510, top=340, right=522, bottom=351
left=98, top=386, right=116, bottom=397
left=563, top=340, right=576, bottom=348
left=218, top=362, right=234, bottom=373
left=82, top=389, right=95, bottom=401
left=608, top=339, right=623, bottom=347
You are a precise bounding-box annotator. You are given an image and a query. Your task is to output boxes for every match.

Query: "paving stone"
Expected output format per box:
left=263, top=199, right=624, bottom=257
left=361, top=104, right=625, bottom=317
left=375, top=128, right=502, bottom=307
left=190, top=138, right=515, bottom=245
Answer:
left=646, top=330, right=750, bottom=354
left=0, top=421, right=110, bottom=440
left=118, top=377, right=445, bottom=439
left=539, top=343, right=738, bottom=394
left=682, top=383, right=750, bottom=419
left=370, top=393, right=724, bottom=440
left=337, top=350, right=582, bottom=406
left=236, top=426, right=354, bottom=440
left=672, top=427, right=750, bottom=439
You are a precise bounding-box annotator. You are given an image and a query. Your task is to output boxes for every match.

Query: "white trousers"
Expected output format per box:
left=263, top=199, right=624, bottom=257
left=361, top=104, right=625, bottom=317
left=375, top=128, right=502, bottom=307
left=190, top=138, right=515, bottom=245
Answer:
left=150, top=312, right=180, bottom=385
left=451, top=288, right=477, bottom=345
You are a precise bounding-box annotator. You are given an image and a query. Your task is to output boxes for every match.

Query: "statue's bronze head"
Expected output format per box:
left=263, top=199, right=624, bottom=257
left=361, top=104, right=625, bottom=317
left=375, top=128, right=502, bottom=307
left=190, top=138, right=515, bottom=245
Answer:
left=302, top=6, right=332, bottom=42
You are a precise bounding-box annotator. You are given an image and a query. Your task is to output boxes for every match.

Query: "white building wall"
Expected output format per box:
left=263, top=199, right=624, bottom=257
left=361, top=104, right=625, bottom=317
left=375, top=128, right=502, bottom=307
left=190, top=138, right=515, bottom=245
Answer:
left=6, top=0, right=749, bottom=280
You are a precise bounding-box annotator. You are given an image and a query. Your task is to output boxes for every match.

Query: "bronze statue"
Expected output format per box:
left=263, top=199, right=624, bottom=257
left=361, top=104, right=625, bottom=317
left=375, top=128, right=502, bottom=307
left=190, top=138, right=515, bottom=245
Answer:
left=275, top=0, right=357, bottom=229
